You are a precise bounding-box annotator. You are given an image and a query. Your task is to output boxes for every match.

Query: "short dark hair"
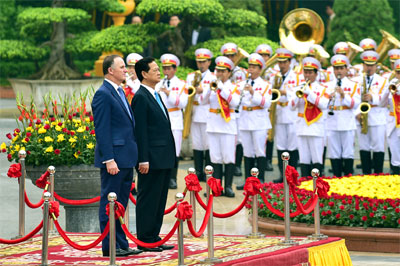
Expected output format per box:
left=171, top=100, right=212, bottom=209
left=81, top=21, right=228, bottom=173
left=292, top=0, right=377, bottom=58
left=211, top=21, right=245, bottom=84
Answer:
left=135, top=57, right=155, bottom=82
left=103, top=55, right=121, bottom=75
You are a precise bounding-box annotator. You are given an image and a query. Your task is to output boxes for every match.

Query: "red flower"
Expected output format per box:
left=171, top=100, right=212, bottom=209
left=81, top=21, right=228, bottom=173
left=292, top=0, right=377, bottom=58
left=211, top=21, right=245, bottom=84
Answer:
left=382, top=215, right=386, bottom=220
left=89, top=115, right=94, bottom=122
left=372, top=207, right=377, bottom=212
left=349, top=214, right=354, bottom=220
left=383, top=205, right=388, bottom=210
left=70, top=131, right=75, bottom=136
left=398, top=218, right=400, bottom=225
left=340, top=205, right=345, bottom=210
left=319, top=203, right=324, bottom=208
left=347, top=199, right=352, bottom=204
left=36, top=119, right=42, bottom=125
left=68, top=115, right=73, bottom=120
left=86, top=126, right=89, bottom=131
left=14, top=128, right=20, bottom=133
left=273, top=202, right=278, bottom=206
left=362, top=216, right=367, bottom=221
left=336, top=213, right=341, bottom=219
left=327, top=210, right=332, bottom=215
left=355, top=205, right=360, bottom=211
left=25, top=137, right=29, bottom=142
left=7, top=153, right=12, bottom=160
left=27, top=151, right=31, bottom=155
left=321, top=211, right=327, bottom=216
left=50, top=117, right=56, bottom=122
left=44, top=124, right=50, bottom=130
left=369, top=212, right=375, bottom=218
left=328, top=201, right=335, bottom=207
left=6, top=133, right=12, bottom=139
left=342, top=199, right=346, bottom=205
left=58, top=122, right=63, bottom=126
left=90, top=130, right=95, bottom=135
left=62, top=128, right=68, bottom=133
left=395, top=208, right=400, bottom=213
left=26, top=132, right=32, bottom=137
left=54, top=149, right=61, bottom=155
left=1, top=148, right=6, bottom=153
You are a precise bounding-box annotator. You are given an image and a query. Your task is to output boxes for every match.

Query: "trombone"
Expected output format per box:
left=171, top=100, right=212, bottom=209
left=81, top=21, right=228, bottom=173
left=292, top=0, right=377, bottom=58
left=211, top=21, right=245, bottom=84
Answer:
left=296, top=80, right=311, bottom=98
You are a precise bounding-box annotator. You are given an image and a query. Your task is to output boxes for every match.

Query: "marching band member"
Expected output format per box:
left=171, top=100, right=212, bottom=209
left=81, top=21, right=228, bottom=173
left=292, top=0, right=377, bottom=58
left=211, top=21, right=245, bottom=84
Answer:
left=352, top=38, right=377, bottom=75
left=382, top=49, right=400, bottom=81
left=236, top=53, right=272, bottom=189
left=353, top=51, right=389, bottom=175
left=200, top=56, right=240, bottom=197
left=327, top=42, right=359, bottom=79
left=325, top=55, right=361, bottom=177
left=289, top=57, right=329, bottom=177
left=308, top=44, right=331, bottom=83
left=186, top=48, right=215, bottom=181
left=270, top=48, right=304, bottom=182
left=220, top=42, right=247, bottom=176
left=156, top=54, right=188, bottom=189
left=125, top=53, right=143, bottom=103
left=385, top=59, right=400, bottom=174
left=256, top=44, right=276, bottom=171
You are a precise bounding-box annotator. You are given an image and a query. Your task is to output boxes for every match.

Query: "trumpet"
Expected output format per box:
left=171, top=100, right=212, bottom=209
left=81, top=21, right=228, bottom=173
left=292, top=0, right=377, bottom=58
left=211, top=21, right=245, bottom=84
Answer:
left=210, top=79, right=220, bottom=91
left=328, top=74, right=342, bottom=116
left=389, top=82, right=400, bottom=94
left=296, top=80, right=311, bottom=98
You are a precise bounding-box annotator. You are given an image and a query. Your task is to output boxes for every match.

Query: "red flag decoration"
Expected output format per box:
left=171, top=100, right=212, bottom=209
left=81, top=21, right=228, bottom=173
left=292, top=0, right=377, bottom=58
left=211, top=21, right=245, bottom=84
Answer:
left=392, top=94, right=400, bottom=128
left=216, top=90, right=231, bottom=122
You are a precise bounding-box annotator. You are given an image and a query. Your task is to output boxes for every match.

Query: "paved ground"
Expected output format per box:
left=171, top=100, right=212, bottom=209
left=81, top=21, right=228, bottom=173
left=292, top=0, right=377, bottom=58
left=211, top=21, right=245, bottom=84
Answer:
left=0, top=98, right=398, bottom=265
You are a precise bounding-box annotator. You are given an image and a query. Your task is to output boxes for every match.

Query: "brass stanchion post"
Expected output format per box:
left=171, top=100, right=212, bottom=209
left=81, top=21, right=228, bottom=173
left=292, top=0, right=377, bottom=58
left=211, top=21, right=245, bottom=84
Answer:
left=17, top=150, right=26, bottom=238
left=279, top=152, right=298, bottom=246
left=47, top=166, right=57, bottom=235
left=308, top=169, right=328, bottom=240
left=176, top=192, right=186, bottom=266
left=40, top=192, right=51, bottom=266
left=188, top=167, right=197, bottom=232
left=108, top=192, right=117, bottom=266
left=247, top=168, right=264, bottom=238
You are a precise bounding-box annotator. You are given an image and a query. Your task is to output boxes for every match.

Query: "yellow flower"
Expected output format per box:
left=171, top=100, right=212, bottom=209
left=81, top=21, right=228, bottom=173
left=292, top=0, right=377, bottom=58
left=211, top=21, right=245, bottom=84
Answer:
left=1, top=142, right=7, bottom=150
left=69, top=137, right=77, bottom=143
left=20, top=146, right=25, bottom=151
left=73, top=119, right=81, bottom=124
left=14, top=144, right=20, bottom=151
left=85, top=117, right=90, bottom=123
left=38, top=138, right=43, bottom=143
left=45, top=146, right=54, bottom=153
left=51, top=122, right=57, bottom=126
left=76, top=126, right=85, bottom=133
left=55, top=125, right=62, bottom=131
left=12, top=135, right=19, bottom=143
left=38, top=127, right=47, bottom=134
left=26, top=126, right=33, bottom=132
left=74, top=152, right=79, bottom=158
left=87, top=143, right=94, bottom=149
left=57, top=134, right=65, bottom=142
left=44, top=136, right=54, bottom=142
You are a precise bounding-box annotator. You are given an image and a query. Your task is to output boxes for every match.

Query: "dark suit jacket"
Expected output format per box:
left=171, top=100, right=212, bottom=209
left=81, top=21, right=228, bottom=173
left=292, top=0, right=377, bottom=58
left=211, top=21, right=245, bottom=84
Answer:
left=92, top=80, right=138, bottom=168
left=131, top=85, right=176, bottom=169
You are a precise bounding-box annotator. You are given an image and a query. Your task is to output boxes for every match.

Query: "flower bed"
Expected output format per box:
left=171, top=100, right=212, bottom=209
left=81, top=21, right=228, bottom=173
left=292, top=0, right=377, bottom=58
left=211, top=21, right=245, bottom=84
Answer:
left=255, top=174, right=400, bottom=228
left=1, top=89, right=95, bottom=166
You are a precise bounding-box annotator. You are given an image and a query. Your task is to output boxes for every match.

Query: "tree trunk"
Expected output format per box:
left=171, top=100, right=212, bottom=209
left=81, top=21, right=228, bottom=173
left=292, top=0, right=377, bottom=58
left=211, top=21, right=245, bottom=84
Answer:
left=168, top=17, right=194, bottom=66
left=33, top=0, right=80, bottom=80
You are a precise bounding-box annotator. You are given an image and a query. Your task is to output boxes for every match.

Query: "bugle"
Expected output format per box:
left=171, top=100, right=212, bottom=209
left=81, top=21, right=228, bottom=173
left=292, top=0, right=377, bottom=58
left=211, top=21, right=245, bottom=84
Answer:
left=296, top=80, right=311, bottom=98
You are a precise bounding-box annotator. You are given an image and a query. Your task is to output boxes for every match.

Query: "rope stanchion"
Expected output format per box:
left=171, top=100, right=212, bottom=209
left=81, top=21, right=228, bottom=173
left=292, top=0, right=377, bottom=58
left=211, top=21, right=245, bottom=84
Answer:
left=308, top=169, right=328, bottom=240
left=108, top=192, right=117, bottom=265
left=24, top=190, right=45, bottom=209
left=247, top=168, right=264, bottom=239
left=175, top=193, right=186, bottom=266
left=47, top=166, right=56, bottom=235
left=41, top=192, right=51, bottom=266
left=185, top=168, right=199, bottom=233
left=53, top=192, right=100, bottom=205
left=0, top=220, right=43, bottom=244
left=187, top=195, right=213, bottom=238
left=18, top=150, right=26, bottom=238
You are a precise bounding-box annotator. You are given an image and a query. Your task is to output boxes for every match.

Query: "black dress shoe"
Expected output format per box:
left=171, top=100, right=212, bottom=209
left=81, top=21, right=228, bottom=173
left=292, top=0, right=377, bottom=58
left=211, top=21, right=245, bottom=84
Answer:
left=265, top=161, right=273, bottom=171
left=137, top=246, right=163, bottom=252
left=233, top=166, right=242, bottom=176
left=236, top=184, right=244, bottom=190
left=169, top=179, right=177, bottom=189
left=103, top=248, right=137, bottom=257
left=224, top=187, right=235, bottom=197
left=124, top=247, right=143, bottom=255
left=159, top=244, right=174, bottom=250
left=273, top=178, right=283, bottom=183
left=131, top=188, right=137, bottom=196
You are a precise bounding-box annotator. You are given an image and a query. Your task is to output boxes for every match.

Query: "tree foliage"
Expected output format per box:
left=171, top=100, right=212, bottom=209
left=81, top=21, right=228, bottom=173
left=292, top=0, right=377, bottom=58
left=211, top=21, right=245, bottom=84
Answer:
left=0, top=40, right=49, bottom=60
left=325, top=0, right=395, bottom=53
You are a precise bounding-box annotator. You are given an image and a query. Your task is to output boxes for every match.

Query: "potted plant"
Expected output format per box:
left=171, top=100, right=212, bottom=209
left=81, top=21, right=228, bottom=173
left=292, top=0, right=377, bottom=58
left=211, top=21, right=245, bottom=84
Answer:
left=1, top=89, right=101, bottom=233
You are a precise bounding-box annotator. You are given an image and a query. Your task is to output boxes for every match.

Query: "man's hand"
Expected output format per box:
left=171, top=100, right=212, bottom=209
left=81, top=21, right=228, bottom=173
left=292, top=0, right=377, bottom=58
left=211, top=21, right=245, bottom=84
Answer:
left=106, top=161, right=120, bottom=175
left=362, top=93, right=372, bottom=102
left=138, top=163, right=149, bottom=174
left=244, top=84, right=254, bottom=95
left=160, top=86, right=170, bottom=96
left=195, top=85, right=203, bottom=94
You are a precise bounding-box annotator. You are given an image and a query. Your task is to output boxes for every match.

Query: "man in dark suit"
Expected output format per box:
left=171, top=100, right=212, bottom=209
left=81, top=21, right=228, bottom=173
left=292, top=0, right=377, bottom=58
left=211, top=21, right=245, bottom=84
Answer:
left=131, top=57, right=176, bottom=252
left=92, top=55, right=142, bottom=257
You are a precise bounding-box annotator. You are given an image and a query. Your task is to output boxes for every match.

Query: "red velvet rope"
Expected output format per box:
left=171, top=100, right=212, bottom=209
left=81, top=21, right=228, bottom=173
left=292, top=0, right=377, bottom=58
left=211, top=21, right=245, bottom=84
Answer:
left=35, top=171, right=49, bottom=189
left=291, top=191, right=319, bottom=215
left=122, top=221, right=179, bottom=248
left=194, top=192, right=249, bottom=218
left=0, top=220, right=43, bottom=244
left=24, top=190, right=45, bottom=209
left=129, top=193, right=137, bottom=205
left=187, top=195, right=213, bottom=237
left=54, top=192, right=100, bottom=205
left=259, top=193, right=316, bottom=218
left=54, top=220, right=109, bottom=250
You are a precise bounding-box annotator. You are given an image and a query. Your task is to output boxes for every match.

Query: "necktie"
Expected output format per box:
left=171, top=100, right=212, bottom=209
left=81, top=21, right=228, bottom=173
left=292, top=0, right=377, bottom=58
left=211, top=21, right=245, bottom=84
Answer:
left=251, top=80, right=255, bottom=87
left=117, top=87, right=132, bottom=119
left=154, top=91, right=167, bottom=117
left=167, top=80, right=170, bottom=88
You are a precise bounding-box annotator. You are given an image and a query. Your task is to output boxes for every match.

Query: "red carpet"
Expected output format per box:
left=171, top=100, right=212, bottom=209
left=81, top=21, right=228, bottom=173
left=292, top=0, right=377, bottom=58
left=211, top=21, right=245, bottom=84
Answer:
left=0, top=233, right=342, bottom=265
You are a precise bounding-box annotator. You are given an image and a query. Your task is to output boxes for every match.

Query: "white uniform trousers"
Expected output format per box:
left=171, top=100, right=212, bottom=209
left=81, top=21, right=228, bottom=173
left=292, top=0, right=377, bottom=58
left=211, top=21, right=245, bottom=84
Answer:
left=298, top=136, right=324, bottom=164
left=327, top=130, right=355, bottom=159
left=388, top=129, right=400, bottom=167
left=191, top=122, right=208, bottom=151
left=207, top=132, right=236, bottom=164
left=275, top=123, right=297, bottom=151
left=356, top=125, right=386, bottom=152
left=236, top=119, right=242, bottom=144
left=240, top=130, right=268, bottom=158
left=172, top=129, right=182, bottom=157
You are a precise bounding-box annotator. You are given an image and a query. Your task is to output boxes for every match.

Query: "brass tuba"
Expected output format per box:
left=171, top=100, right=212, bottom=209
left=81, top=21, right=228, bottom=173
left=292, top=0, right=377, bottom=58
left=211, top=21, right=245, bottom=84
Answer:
left=377, top=30, right=400, bottom=63
left=346, top=41, right=364, bottom=63
left=182, top=70, right=201, bottom=139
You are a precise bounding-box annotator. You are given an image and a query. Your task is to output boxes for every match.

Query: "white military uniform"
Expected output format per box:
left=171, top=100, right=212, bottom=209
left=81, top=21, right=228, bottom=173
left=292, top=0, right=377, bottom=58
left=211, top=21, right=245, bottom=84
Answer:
left=186, top=69, right=215, bottom=150
left=270, top=69, right=304, bottom=151
left=353, top=73, right=389, bottom=152
left=201, top=80, right=240, bottom=164
left=386, top=77, right=400, bottom=167
left=325, top=76, right=361, bottom=159
left=125, top=77, right=141, bottom=96
left=290, top=81, right=329, bottom=164
left=238, top=77, right=272, bottom=157
left=156, top=76, right=188, bottom=157
left=231, top=66, right=247, bottom=84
